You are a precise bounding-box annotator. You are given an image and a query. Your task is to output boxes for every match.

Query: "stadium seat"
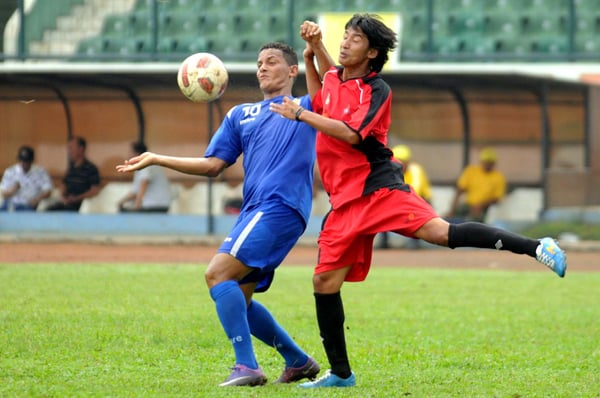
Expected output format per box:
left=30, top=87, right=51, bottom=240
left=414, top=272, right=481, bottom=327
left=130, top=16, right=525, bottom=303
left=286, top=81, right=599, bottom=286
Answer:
left=79, top=182, right=132, bottom=214
left=36, top=187, right=62, bottom=212
left=233, top=13, right=267, bottom=35
left=240, top=34, right=270, bottom=53
left=76, top=36, right=106, bottom=55
left=102, top=37, right=147, bottom=55
left=160, top=11, right=203, bottom=36
left=530, top=36, right=569, bottom=55
left=129, top=10, right=155, bottom=37
left=494, top=36, right=531, bottom=56
left=172, top=35, right=210, bottom=53
left=401, top=36, right=427, bottom=58
left=101, top=13, right=131, bottom=37
left=484, top=12, right=521, bottom=38
left=430, top=186, right=455, bottom=216
left=575, top=34, right=599, bottom=54
left=432, top=37, right=463, bottom=55
left=521, top=14, right=566, bottom=36
left=461, top=36, right=498, bottom=56
left=206, top=34, right=243, bottom=55
left=446, top=11, right=486, bottom=35
left=168, top=182, right=227, bottom=215
left=485, top=188, right=543, bottom=224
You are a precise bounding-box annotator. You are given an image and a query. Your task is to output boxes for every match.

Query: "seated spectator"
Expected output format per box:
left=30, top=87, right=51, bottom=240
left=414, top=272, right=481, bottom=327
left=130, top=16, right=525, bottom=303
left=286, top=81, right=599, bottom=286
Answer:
left=377, top=145, right=433, bottom=249
left=0, top=145, right=53, bottom=211
left=46, top=136, right=101, bottom=211
left=393, top=144, right=432, bottom=203
left=118, top=141, right=172, bottom=213
left=447, top=147, right=506, bottom=223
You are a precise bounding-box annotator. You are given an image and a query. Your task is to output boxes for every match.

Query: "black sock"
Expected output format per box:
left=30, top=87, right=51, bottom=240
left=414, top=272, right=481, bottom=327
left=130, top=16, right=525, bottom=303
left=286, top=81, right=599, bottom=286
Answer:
left=314, top=292, right=352, bottom=378
left=448, top=222, right=539, bottom=257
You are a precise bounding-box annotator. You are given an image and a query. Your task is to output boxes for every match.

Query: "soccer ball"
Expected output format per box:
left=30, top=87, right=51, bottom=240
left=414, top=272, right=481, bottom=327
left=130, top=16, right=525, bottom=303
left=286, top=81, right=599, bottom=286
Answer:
left=177, top=52, right=228, bottom=103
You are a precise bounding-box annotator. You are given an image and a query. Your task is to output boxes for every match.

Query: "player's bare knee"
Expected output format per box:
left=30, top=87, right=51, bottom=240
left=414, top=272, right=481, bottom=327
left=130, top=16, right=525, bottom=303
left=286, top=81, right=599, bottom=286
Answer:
left=204, top=267, right=219, bottom=288
left=312, top=271, right=342, bottom=294
left=415, top=217, right=450, bottom=246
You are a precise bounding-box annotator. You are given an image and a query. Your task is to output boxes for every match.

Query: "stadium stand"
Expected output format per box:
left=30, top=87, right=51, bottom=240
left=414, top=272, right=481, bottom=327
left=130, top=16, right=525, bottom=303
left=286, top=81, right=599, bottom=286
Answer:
left=168, top=182, right=228, bottom=215
left=2, top=0, right=600, bottom=240
left=4, top=0, right=595, bottom=62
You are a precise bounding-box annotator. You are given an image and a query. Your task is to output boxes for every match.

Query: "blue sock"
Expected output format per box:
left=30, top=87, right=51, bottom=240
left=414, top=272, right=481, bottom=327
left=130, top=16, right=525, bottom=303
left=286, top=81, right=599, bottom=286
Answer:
left=247, top=300, right=309, bottom=368
left=209, top=280, right=257, bottom=369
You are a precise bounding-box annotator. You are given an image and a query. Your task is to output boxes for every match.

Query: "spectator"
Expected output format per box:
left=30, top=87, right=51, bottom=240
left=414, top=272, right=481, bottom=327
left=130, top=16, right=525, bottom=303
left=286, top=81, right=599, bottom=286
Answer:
left=392, top=144, right=432, bottom=203
left=447, top=147, right=506, bottom=222
left=46, top=136, right=100, bottom=211
left=118, top=141, right=172, bottom=213
left=378, top=144, right=433, bottom=249
left=0, top=145, right=53, bottom=211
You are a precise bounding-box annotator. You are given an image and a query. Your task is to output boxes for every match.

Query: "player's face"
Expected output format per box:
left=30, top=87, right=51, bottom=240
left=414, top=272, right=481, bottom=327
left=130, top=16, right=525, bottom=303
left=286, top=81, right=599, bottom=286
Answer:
left=256, top=49, right=295, bottom=96
left=338, top=26, right=377, bottom=69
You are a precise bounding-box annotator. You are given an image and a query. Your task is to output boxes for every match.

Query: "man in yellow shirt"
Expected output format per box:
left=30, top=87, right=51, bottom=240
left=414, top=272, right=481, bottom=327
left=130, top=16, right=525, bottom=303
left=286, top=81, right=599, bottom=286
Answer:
left=448, top=147, right=506, bottom=222
left=392, top=144, right=432, bottom=203
left=377, top=145, right=433, bottom=249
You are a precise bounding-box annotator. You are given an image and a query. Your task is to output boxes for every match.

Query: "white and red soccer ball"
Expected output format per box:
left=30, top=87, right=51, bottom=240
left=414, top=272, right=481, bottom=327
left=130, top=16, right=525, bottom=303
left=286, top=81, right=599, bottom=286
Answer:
left=177, top=52, right=228, bottom=103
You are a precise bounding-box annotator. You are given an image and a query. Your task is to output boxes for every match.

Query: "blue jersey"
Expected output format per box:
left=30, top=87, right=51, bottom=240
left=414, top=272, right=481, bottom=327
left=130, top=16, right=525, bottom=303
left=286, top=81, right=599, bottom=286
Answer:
left=205, top=95, right=316, bottom=223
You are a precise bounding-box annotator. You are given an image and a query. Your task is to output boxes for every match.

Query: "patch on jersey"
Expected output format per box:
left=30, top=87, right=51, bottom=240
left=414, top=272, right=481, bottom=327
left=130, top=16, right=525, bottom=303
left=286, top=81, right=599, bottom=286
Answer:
left=495, top=239, right=503, bottom=250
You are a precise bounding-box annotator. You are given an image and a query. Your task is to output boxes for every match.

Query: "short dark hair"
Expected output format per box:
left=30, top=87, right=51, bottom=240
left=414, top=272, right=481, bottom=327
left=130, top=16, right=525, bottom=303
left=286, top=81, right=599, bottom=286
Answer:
left=259, top=42, right=298, bottom=66
left=132, top=141, right=147, bottom=154
left=18, top=145, right=34, bottom=162
left=346, top=13, right=397, bottom=73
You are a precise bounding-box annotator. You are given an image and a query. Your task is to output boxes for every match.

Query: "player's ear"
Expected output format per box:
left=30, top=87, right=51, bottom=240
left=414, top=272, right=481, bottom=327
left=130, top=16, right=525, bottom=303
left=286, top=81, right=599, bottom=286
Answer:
left=367, top=48, right=378, bottom=60
left=289, top=64, right=299, bottom=78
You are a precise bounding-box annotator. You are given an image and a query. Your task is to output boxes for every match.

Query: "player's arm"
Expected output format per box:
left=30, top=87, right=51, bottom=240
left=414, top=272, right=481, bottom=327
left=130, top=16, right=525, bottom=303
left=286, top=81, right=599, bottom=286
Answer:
left=301, top=21, right=335, bottom=78
left=270, top=97, right=360, bottom=145
left=116, top=152, right=227, bottom=178
left=303, top=44, right=321, bottom=99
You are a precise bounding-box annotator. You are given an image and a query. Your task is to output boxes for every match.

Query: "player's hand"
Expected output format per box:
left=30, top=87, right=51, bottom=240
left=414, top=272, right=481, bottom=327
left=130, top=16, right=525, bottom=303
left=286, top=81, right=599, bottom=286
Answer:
left=116, top=152, right=155, bottom=173
left=300, top=21, right=322, bottom=45
left=269, top=96, right=301, bottom=120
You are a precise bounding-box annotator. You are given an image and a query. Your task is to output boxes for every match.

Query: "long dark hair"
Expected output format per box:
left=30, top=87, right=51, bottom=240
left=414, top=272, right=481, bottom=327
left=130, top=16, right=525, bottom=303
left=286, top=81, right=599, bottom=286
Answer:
left=346, top=13, right=397, bottom=73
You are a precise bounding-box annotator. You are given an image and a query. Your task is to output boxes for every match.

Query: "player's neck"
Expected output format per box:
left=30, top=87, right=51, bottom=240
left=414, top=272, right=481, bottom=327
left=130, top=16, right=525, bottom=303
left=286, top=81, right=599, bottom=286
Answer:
left=341, top=65, right=371, bottom=81
left=263, top=90, right=292, bottom=100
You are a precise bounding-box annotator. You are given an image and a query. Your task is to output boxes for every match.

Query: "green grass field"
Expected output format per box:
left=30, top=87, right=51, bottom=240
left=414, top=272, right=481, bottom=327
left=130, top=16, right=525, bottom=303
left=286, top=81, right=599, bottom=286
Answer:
left=1, top=263, right=598, bottom=397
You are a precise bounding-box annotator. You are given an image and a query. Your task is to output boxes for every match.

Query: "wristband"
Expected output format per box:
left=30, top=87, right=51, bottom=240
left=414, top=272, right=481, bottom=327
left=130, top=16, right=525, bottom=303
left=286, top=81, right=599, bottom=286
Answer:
left=295, top=107, right=305, bottom=121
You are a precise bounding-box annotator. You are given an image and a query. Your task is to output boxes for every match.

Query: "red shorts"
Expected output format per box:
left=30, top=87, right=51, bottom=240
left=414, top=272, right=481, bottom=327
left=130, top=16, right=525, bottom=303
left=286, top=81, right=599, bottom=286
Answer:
left=316, top=187, right=438, bottom=282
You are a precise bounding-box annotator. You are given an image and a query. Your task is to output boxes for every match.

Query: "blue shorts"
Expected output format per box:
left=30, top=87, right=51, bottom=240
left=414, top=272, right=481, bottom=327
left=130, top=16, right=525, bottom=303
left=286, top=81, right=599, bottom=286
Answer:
left=217, top=201, right=306, bottom=292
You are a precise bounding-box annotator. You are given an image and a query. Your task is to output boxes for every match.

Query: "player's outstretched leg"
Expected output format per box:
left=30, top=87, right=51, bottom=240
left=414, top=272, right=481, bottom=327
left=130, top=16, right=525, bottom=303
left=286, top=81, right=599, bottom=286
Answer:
left=447, top=222, right=567, bottom=277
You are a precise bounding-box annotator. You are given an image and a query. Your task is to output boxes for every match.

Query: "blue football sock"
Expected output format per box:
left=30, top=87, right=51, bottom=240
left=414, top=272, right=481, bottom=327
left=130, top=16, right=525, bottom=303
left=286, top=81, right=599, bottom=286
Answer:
left=209, top=280, right=257, bottom=369
left=247, top=299, right=309, bottom=368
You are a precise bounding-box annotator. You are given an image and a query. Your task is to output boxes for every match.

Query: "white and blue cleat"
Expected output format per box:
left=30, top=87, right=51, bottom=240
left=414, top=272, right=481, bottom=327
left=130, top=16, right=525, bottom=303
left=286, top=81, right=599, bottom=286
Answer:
left=536, top=237, right=567, bottom=278
left=298, top=370, right=356, bottom=388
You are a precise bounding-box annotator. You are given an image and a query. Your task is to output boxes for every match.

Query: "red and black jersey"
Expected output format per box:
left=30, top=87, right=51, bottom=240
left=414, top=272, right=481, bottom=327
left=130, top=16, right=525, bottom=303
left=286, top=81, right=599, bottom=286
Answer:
left=313, top=66, right=407, bottom=209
